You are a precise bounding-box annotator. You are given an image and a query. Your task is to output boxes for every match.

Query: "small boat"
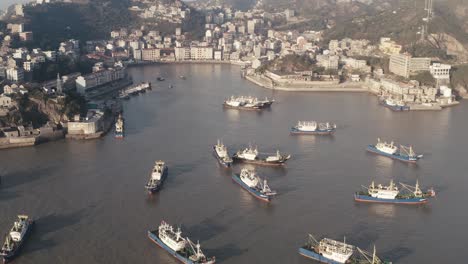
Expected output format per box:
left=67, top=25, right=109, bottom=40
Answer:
left=290, top=121, right=336, bottom=135
left=367, top=138, right=422, bottom=163
left=145, top=161, right=168, bottom=194
left=354, top=180, right=435, bottom=205
left=180, top=75, right=186, bottom=80
left=299, top=234, right=391, bottom=264
left=157, top=77, right=165, bottom=81
left=232, top=145, right=290, bottom=166
left=213, top=140, right=233, bottom=167
left=1, top=215, right=34, bottom=263
left=147, top=221, right=216, bottom=264
left=232, top=168, right=276, bottom=202
left=117, top=90, right=130, bottom=100
left=115, top=114, right=124, bottom=139
left=169, top=84, right=174, bottom=89
left=379, top=97, right=409, bottom=111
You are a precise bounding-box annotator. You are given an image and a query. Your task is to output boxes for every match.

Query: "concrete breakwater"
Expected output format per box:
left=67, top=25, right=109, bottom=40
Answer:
left=245, top=74, right=368, bottom=92
left=0, top=136, right=37, bottom=149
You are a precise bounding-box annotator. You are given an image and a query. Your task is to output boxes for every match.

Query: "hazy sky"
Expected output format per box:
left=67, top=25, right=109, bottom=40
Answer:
left=1, top=0, right=30, bottom=11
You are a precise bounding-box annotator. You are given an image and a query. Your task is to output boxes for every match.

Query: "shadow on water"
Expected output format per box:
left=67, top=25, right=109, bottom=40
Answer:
left=1, top=166, right=55, bottom=189
left=382, top=246, right=413, bottom=263
left=345, top=223, right=380, bottom=250
left=22, top=209, right=86, bottom=255
left=207, top=243, right=248, bottom=262
left=0, top=190, right=18, bottom=201
left=274, top=185, right=298, bottom=197
left=185, top=210, right=230, bottom=242
left=145, top=192, right=161, bottom=206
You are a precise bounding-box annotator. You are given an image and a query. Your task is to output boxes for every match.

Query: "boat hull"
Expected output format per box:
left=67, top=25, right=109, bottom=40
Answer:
left=146, top=167, right=168, bottom=194
left=232, top=156, right=288, bottom=166
left=354, top=194, right=428, bottom=204
left=222, top=103, right=264, bottom=111
left=366, top=145, right=419, bottom=163
left=212, top=147, right=232, bottom=168
left=147, top=231, right=215, bottom=264
left=298, top=247, right=343, bottom=264
left=290, top=127, right=335, bottom=135
left=379, top=100, right=410, bottom=111
left=232, top=174, right=270, bottom=202
left=115, top=132, right=124, bottom=139
left=1, top=220, right=34, bottom=263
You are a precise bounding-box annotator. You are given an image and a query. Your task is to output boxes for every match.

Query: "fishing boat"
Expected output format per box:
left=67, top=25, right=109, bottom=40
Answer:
left=145, top=161, right=168, bottom=194
left=354, top=180, right=435, bottom=204
left=367, top=138, right=422, bottom=163
left=232, top=168, right=276, bottom=202
left=147, top=221, right=216, bottom=264
left=299, top=234, right=391, bottom=264
left=379, top=97, right=409, bottom=111
left=1, top=215, right=34, bottom=263
left=157, top=77, right=165, bottom=81
left=213, top=140, right=233, bottom=167
left=115, top=114, right=124, bottom=139
left=232, top=145, right=290, bottom=166
left=223, top=96, right=269, bottom=110
left=290, top=121, right=336, bottom=135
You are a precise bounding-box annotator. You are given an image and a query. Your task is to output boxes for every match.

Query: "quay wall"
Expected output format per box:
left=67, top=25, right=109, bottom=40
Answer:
left=0, top=136, right=37, bottom=150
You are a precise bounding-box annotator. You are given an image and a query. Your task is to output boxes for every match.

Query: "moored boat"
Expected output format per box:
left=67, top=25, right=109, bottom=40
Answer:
left=145, top=161, right=168, bottom=194
left=115, top=114, right=124, bottom=139
left=299, top=234, right=390, bottom=264
left=367, top=138, right=422, bottom=163
left=147, top=221, right=216, bottom=264
left=354, top=180, right=435, bottom=204
left=223, top=96, right=270, bottom=110
left=1, top=215, right=34, bottom=263
left=290, top=121, right=336, bottom=135
left=232, top=145, right=290, bottom=166
left=232, top=168, right=276, bottom=202
left=379, top=97, right=409, bottom=111
left=213, top=140, right=233, bottom=167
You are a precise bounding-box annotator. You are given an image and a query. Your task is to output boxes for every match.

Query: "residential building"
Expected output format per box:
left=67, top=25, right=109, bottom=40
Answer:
left=316, top=55, right=339, bottom=70
left=19, top=32, right=33, bottom=41
left=75, top=67, right=125, bottom=94
left=430, top=63, right=451, bottom=80
left=141, top=48, right=161, bottom=61
left=0, top=95, right=12, bottom=108
left=389, top=54, right=430, bottom=78
left=174, top=47, right=191, bottom=61
left=379, top=38, right=402, bottom=55
left=190, top=46, right=213, bottom=60
left=6, top=67, right=24, bottom=82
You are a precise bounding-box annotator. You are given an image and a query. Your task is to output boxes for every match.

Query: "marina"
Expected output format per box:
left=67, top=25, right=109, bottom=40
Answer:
left=0, top=64, right=464, bottom=263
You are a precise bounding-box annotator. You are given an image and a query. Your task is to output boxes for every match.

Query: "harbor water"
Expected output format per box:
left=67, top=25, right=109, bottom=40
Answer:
left=0, top=64, right=467, bottom=263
